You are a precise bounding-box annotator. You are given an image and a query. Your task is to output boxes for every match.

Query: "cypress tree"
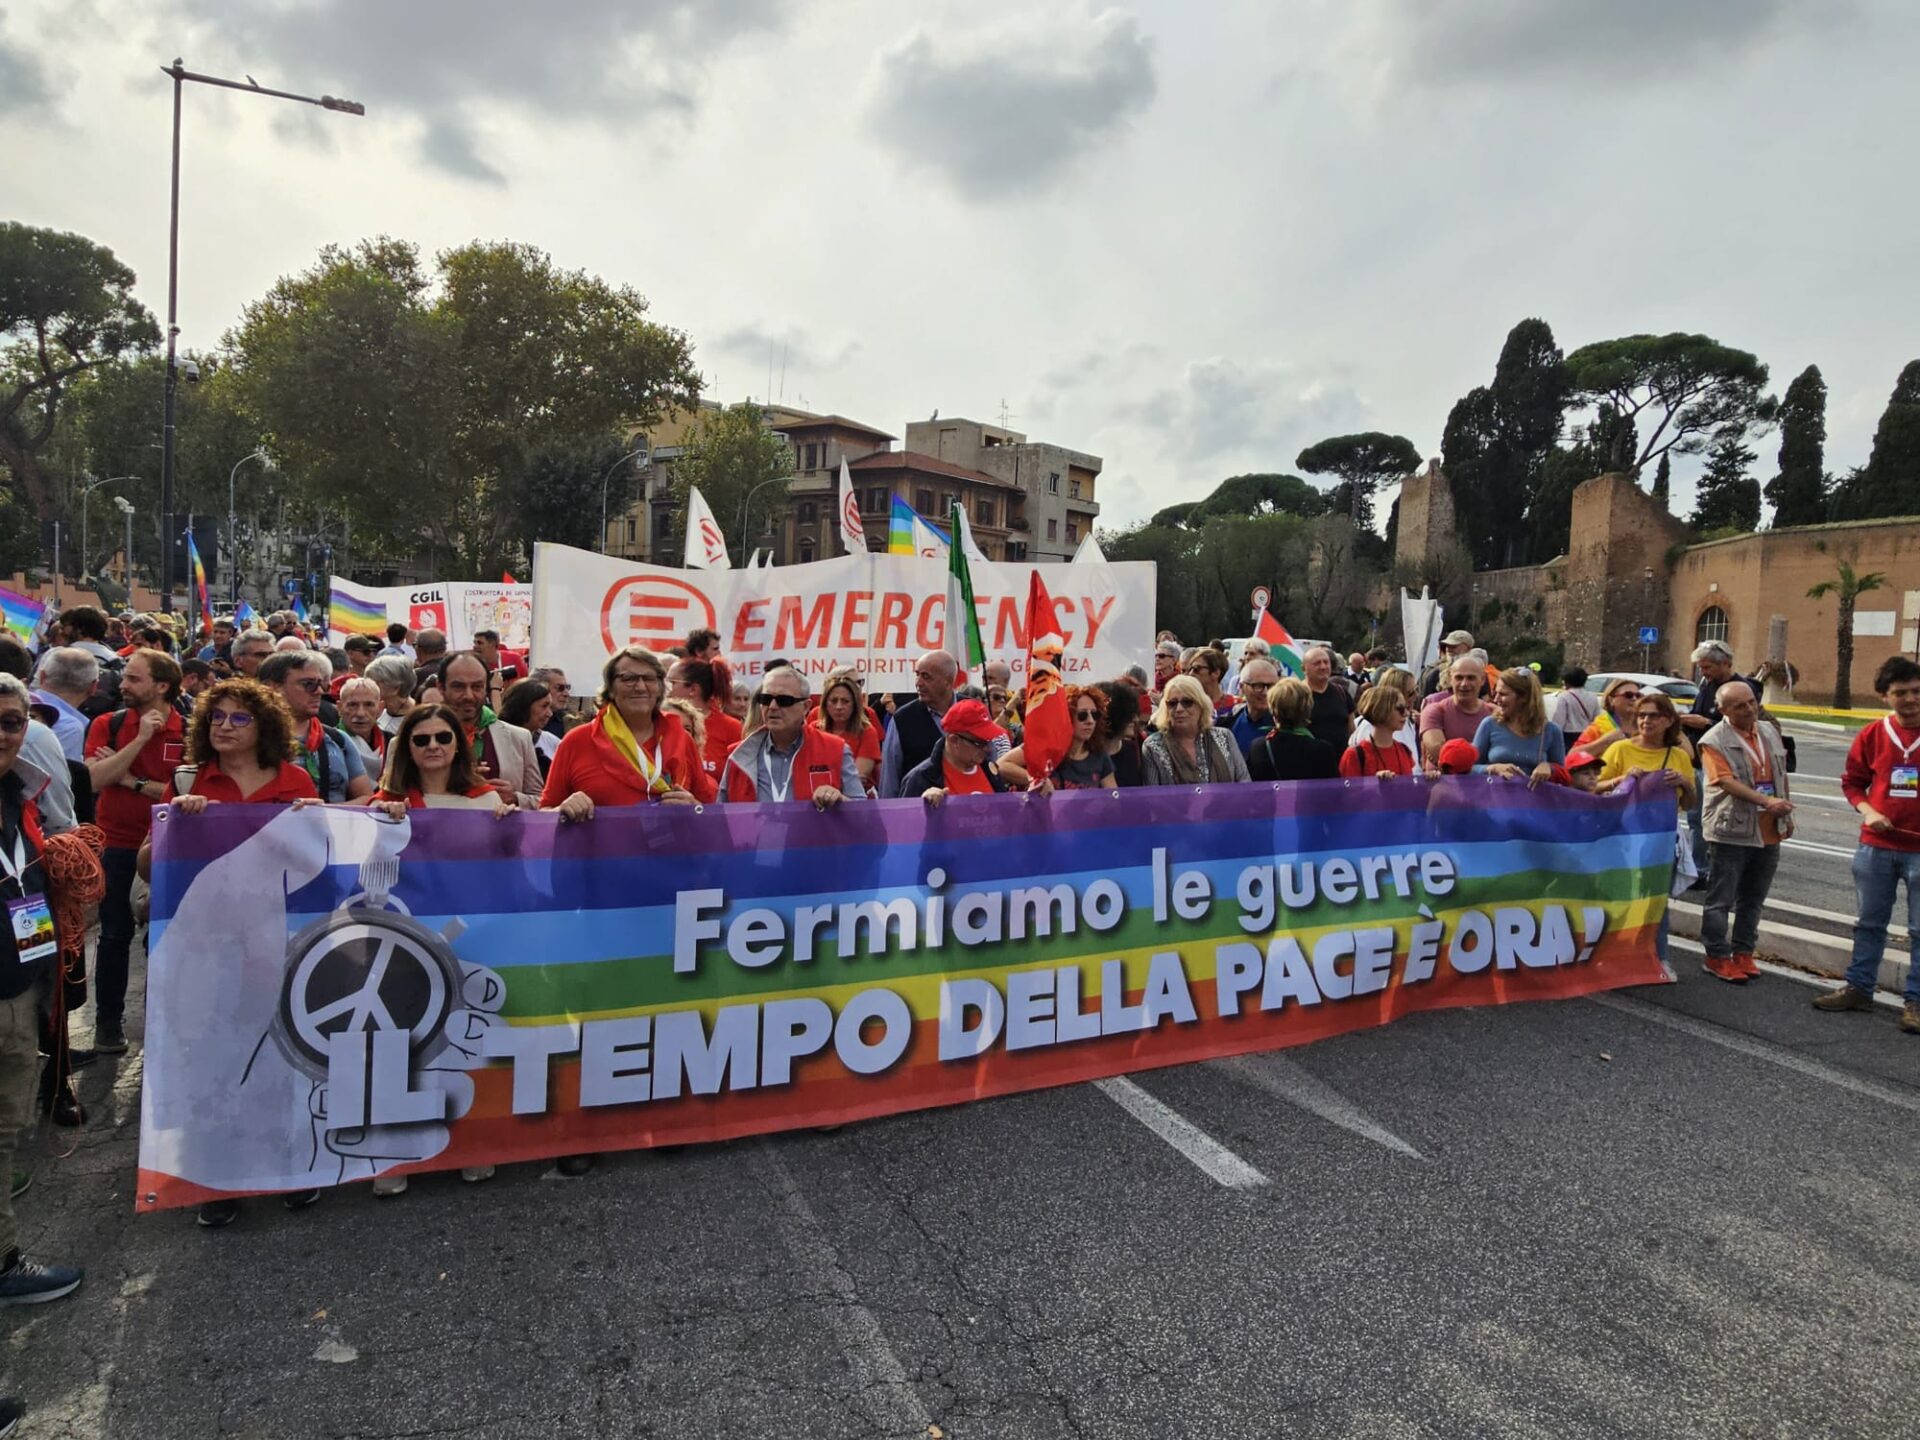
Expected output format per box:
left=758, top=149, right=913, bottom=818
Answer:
left=1765, top=364, right=1828, bottom=526
left=1651, top=453, right=1671, bottom=510
left=1857, top=360, right=1920, bottom=517
left=1691, top=436, right=1761, bottom=532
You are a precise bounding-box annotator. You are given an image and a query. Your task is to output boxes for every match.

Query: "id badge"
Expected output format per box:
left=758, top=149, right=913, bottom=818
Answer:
left=1755, top=780, right=1776, bottom=798
left=7, top=895, right=55, bottom=965
left=1891, top=765, right=1920, bottom=798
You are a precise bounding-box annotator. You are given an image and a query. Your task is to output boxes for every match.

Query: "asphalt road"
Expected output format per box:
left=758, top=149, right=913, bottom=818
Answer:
left=9, top=923, right=1919, bottom=1438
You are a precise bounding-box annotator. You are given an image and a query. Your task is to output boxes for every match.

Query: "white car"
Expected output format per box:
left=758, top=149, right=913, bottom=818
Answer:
left=1582, top=671, right=1701, bottom=704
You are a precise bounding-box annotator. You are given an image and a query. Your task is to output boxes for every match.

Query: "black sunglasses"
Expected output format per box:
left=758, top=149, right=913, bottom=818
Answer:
left=409, top=730, right=458, bottom=748
left=756, top=693, right=806, bottom=708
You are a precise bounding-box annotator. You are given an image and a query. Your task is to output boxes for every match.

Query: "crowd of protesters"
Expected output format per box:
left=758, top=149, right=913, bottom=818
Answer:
left=0, top=594, right=1911, bottom=1428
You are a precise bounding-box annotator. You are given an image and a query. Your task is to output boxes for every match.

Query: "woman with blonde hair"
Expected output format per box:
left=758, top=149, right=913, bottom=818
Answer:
left=1141, top=675, right=1249, bottom=787
left=812, top=669, right=881, bottom=790
left=1472, top=667, right=1566, bottom=785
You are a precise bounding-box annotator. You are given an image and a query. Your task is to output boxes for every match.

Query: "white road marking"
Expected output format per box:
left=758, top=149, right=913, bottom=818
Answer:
left=1785, top=838, right=1860, bottom=859
left=1219, top=1053, right=1424, bottom=1159
left=1751, top=896, right=1907, bottom=946
left=749, top=1143, right=935, bottom=1437
left=1592, top=992, right=1920, bottom=1114
left=1093, top=1076, right=1271, bottom=1189
left=1667, top=935, right=1904, bottom=1010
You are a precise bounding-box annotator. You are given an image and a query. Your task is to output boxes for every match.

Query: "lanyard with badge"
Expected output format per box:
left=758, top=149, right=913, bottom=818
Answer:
left=0, top=826, right=54, bottom=966
left=1885, top=716, right=1920, bottom=799
left=1737, top=728, right=1776, bottom=797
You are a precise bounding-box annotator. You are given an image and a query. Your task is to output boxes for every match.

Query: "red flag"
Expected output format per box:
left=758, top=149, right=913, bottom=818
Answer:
left=1020, top=570, right=1072, bottom=780
left=502, top=570, right=517, bottom=585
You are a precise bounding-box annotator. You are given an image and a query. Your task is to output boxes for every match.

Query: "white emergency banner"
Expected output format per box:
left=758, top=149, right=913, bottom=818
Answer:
left=531, top=541, right=1156, bottom=688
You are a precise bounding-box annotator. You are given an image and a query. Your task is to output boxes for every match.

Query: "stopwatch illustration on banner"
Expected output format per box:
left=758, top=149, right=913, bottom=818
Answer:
left=141, top=805, right=503, bottom=1194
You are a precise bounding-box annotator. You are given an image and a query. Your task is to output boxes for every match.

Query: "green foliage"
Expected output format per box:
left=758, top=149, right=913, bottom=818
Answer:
left=225, top=237, right=700, bottom=573
left=1851, top=360, right=1920, bottom=519
left=1765, top=364, right=1827, bottom=527
left=1149, top=501, right=1198, bottom=528
left=1690, top=435, right=1761, bottom=532
left=0, top=223, right=161, bottom=516
left=1563, top=332, right=1774, bottom=474
left=1651, top=453, right=1671, bottom=510
left=1441, top=319, right=1572, bottom=570
left=506, top=435, right=631, bottom=560
left=1296, top=432, right=1420, bottom=532
left=1193, top=472, right=1326, bottom=522
left=666, top=403, right=794, bottom=566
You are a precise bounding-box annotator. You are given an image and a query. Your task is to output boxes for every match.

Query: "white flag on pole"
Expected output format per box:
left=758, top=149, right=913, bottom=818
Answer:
left=837, top=459, right=866, bottom=554
left=1071, top=532, right=1107, bottom=564
left=684, top=486, right=732, bottom=570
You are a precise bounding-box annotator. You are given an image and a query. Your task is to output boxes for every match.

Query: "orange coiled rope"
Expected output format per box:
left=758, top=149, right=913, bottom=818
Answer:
left=43, top=824, right=107, bottom=961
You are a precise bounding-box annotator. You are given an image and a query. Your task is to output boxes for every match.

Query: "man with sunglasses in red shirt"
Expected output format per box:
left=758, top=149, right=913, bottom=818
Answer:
left=722, top=666, right=863, bottom=805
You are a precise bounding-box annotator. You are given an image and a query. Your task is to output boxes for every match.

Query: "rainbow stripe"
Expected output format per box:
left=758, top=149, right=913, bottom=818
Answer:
left=0, top=586, right=44, bottom=645
left=327, top=581, right=387, bottom=638
left=186, top=530, right=211, bottom=639
left=142, top=778, right=1671, bottom=1201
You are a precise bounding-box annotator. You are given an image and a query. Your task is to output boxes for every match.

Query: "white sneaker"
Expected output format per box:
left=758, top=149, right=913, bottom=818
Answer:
left=371, top=1174, right=408, bottom=1197
left=459, top=1166, right=494, bottom=1183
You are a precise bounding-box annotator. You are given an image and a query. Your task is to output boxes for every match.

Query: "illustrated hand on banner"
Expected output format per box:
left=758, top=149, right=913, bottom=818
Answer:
left=140, top=806, right=504, bottom=1193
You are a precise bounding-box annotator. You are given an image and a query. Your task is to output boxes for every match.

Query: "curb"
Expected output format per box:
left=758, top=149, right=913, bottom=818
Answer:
left=1669, top=900, right=1912, bottom=995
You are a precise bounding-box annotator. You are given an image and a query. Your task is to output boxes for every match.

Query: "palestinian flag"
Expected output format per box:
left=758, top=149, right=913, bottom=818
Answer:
left=1255, top=606, right=1304, bottom=677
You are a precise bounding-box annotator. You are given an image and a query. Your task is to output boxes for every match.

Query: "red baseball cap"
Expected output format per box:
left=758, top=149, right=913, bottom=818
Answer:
left=1437, top=739, right=1479, bottom=775
left=1566, top=750, right=1604, bottom=771
left=940, top=699, right=998, bottom=744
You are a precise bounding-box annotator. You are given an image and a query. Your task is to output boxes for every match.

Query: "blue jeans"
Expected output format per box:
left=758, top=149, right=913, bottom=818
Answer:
left=1845, top=845, right=1920, bottom=1001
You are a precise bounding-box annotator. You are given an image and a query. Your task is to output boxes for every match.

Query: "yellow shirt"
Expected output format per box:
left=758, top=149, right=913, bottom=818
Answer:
left=1599, top=739, right=1697, bottom=792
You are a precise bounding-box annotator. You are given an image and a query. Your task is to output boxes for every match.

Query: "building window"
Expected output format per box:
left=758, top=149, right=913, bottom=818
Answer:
left=1069, top=478, right=1082, bottom=499
left=1046, top=518, right=1058, bottom=540
left=975, top=499, right=994, bottom=526
left=803, top=443, right=820, bottom=471
left=800, top=545, right=815, bottom=565
left=626, top=517, right=637, bottom=545
left=1066, top=521, right=1079, bottom=543
left=654, top=509, right=674, bottom=538
left=798, top=501, right=817, bottom=524
left=1696, top=606, right=1729, bottom=646
left=1047, top=471, right=1061, bottom=494
left=916, top=488, right=935, bottom=515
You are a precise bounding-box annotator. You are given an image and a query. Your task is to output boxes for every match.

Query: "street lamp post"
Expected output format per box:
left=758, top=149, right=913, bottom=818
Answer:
left=598, top=446, right=650, bottom=555
left=114, top=497, right=136, bottom=591
left=228, top=447, right=269, bottom=606
left=78, top=475, right=138, bottom=584
left=738, top=475, right=790, bottom=568
left=160, top=61, right=362, bottom=616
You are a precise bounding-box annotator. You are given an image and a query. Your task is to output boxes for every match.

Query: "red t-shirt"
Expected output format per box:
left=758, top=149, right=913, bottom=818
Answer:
left=700, top=710, right=745, bottom=790
left=814, top=721, right=882, bottom=770
left=1338, top=738, right=1415, bottom=779
left=189, top=761, right=319, bottom=805
left=376, top=785, right=496, bottom=808
left=1842, top=715, right=1920, bottom=853
left=86, top=708, right=189, bottom=848
left=942, top=759, right=996, bottom=796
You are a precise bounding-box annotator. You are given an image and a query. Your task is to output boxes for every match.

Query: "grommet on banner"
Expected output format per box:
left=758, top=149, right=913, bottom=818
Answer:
left=1193, top=786, right=1204, bottom=795
left=692, top=804, right=705, bottom=815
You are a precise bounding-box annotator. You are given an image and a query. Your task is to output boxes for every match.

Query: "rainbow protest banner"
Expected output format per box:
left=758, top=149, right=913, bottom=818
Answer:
left=0, top=585, right=45, bottom=645
left=137, top=777, right=1672, bottom=1209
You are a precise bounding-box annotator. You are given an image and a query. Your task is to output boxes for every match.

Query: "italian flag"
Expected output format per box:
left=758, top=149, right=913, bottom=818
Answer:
left=946, top=502, right=987, bottom=672
left=1255, top=605, right=1304, bottom=677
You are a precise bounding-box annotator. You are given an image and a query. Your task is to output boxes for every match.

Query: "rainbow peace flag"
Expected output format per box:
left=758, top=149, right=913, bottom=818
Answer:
left=186, top=529, right=211, bottom=639
left=888, top=497, right=951, bottom=557
left=0, top=586, right=45, bottom=645
left=328, top=580, right=388, bottom=639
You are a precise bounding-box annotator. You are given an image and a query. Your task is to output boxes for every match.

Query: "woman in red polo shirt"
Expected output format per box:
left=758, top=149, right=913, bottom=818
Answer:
left=540, top=646, right=701, bottom=821
left=366, top=704, right=509, bottom=819
left=813, top=670, right=882, bottom=793
left=171, top=679, right=318, bottom=811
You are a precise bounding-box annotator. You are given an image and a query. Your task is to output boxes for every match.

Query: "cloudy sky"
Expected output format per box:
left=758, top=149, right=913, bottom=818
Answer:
left=8, top=0, right=1918, bottom=528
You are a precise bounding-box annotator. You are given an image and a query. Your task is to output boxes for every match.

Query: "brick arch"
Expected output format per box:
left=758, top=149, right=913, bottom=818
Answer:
left=1693, top=604, right=1730, bottom=650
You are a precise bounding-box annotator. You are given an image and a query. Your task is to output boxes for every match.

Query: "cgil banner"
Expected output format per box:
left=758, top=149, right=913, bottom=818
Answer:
left=531, top=541, right=1156, bottom=687
left=135, top=778, right=1674, bottom=1210
left=326, top=577, right=532, bottom=653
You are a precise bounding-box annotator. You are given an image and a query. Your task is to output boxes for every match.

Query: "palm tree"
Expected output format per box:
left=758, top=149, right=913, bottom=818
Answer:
left=1807, top=560, right=1888, bottom=709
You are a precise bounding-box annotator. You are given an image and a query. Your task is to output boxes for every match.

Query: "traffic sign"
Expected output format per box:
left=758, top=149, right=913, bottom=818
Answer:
left=1638, top=625, right=1660, bottom=645
left=1251, top=585, right=1271, bottom=611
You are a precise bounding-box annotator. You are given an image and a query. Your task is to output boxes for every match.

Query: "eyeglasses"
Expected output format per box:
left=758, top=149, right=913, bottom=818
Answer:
left=409, top=730, right=458, bottom=748
left=550, top=683, right=571, bottom=694
left=0, top=716, right=25, bottom=736
left=946, top=731, right=987, bottom=747
left=1634, top=710, right=1665, bottom=720
left=209, top=711, right=256, bottom=730
left=290, top=677, right=325, bottom=693
left=756, top=692, right=806, bottom=708
left=1166, top=697, right=1197, bottom=710
left=1073, top=709, right=1099, bottom=721
left=1241, top=681, right=1272, bottom=692
left=612, top=672, right=659, bottom=687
